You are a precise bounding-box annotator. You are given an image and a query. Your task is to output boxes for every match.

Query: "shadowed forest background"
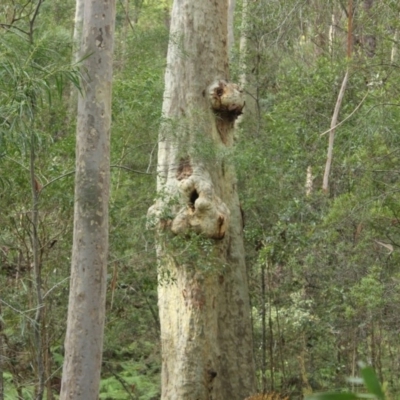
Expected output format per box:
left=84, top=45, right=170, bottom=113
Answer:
left=1, top=0, right=400, bottom=398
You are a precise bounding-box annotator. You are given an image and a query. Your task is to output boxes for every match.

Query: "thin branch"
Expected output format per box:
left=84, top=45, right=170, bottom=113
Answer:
left=28, top=0, right=44, bottom=43
left=118, top=0, right=135, bottom=32
left=261, top=0, right=304, bottom=38
left=141, top=288, right=160, bottom=333
left=4, top=156, right=30, bottom=171
left=39, top=170, right=75, bottom=196
left=103, top=364, right=136, bottom=400
left=31, top=164, right=151, bottom=200
left=43, top=277, right=70, bottom=300
left=322, top=69, right=349, bottom=193
left=146, top=142, right=158, bottom=173
left=320, top=91, right=368, bottom=136
left=110, top=165, right=152, bottom=175
left=0, top=23, right=30, bottom=37
left=0, top=298, right=40, bottom=325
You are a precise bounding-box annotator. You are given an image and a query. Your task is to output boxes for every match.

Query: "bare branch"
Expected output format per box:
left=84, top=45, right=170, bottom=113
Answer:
left=322, top=69, right=349, bottom=193
left=320, top=91, right=368, bottom=137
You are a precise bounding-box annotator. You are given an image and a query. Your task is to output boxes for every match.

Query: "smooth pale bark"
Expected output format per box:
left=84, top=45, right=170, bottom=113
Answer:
left=236, top=0, right=255, bottom=129
left=72, top=0, right=85, bottom=64
left=148, top=0, right=256, bottom=399
left=322, top=70, right=349, bottom=193
left=60, top=0, right=115, bottom=399
left=391, top=26, right=398, bottom=64
left=227, top=0, right=236, bottom=52
left=68, top=0, right=84, bottom=115
left=328, top=14, right=336, bottom=56
left=239, top=0, right=248, bottom=89
left=305, top=165, right=313, bottom=196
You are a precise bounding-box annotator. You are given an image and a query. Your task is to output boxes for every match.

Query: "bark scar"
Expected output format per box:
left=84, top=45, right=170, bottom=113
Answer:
left=208, top=80, right=245, bottom=144
left=170, top=176, right=230, bottom=240
left=176, top=157, right=193, bottom=181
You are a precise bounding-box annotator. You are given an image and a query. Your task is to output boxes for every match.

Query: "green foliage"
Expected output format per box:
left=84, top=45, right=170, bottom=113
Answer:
left=0, top=1, right=166, bottom=398
left=233, top=0, right=400, bottom=397
left=100, top=360, right=160, bottom=400
left=3, top=0, right=400, bottom=398
left=163, top=231, right=226, bottom=274
left=306, top=364, right=385, bottom=400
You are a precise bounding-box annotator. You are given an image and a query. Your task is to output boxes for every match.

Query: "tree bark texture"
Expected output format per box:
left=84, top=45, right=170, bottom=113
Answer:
left=148, top=0, right=256, bottom=399
left=227, top=0, right=236, bottom=52
left=60, top=0, right=115, bottom=399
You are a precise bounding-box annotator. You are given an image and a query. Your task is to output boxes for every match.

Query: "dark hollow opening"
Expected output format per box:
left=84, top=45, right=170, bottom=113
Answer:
left=189, top=190, right=199, bottom=209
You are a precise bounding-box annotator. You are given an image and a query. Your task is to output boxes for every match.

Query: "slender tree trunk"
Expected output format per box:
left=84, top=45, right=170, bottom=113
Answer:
left=261, top=261, right=267, bottom=392
left=391, top=26, right=398, bottom=64
left=239, top=0, right=248, bottom=90
left=323, top=0, right=352, bottom=193
left=362, top=0, right=376, bottom=58
left=60, top=0, right=116, bottom=398
left=305, top=165, right=313, bottom=196
left=71, top=0, right=85, bottom=64
left=347, top=0, right=353, bottom=58
left=120, top=0, right=131, bottom=69
left=69, top=0, right=85, bottom=116
left=0, top=302, right=3, bottom=400
left=329, top=14, right=336, bottom=57
left=148, top=0, right=256, bottom=399
left=30, top=139, right=45, bottom=400
left=322, top=70, right=349, bottom=193
left=237, top=0, right=256, bottom=130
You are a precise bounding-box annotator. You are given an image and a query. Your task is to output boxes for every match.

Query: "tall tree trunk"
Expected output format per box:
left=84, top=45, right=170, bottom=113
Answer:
left=391, top=27, right=398, bottom=64
left=30, top=140, right=45, bottom=400
left=362, top=0, right=375, bottom=58
left=60, top=0, right=116, bottom=398
left=0, top=302, right=3, bottom=400
left=148, top=0, right=256, bottom=399
left=237, top=0, right=256, bottom=130
left=322, top=70, right=349, bottom=193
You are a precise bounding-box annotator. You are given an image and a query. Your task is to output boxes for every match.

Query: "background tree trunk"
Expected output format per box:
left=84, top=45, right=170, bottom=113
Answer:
left=148, top=0, right=256, bottom=399
left=60, top=0, right=116, bottom=398
left=68, top=0, right=84, bottom=116
left=0, top=302, right=3, bottom=400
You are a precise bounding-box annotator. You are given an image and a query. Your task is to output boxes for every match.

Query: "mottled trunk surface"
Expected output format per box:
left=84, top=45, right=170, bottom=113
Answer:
left=149, top=0, right=256, bottom=399
left=60, top=1, right=115, bottom=399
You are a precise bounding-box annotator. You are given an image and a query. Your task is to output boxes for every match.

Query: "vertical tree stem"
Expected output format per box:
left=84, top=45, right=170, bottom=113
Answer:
left=0, top=302, right=4, bottom=400
left=261, top=261, right=267, bottom=392
left=30, top=137, right=45, bottom=400
left=347, top=0, right=353, bottom=58
left=322, top=69, right=349, bottom=193
left=267, top=261, right=274, bottom=392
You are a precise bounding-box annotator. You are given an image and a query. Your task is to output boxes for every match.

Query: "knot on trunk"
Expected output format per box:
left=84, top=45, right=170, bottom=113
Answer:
left=209, top=80, right=244, bottom=118
left=208, top=80, right=244, bottom=144
left=171, top=176, right=230, bottom=240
